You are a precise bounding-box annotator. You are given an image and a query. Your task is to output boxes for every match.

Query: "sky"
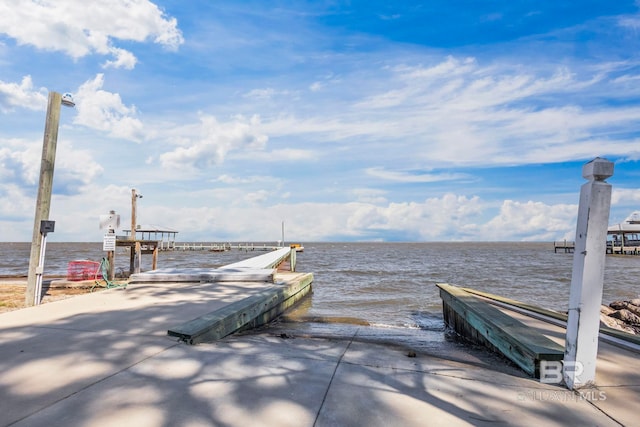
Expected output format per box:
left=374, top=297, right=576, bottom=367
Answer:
left=1, top=1, right=640, bottom=243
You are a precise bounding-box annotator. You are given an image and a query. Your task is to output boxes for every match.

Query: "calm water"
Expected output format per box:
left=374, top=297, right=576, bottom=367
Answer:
left=1, top=242, right=639, bottom=332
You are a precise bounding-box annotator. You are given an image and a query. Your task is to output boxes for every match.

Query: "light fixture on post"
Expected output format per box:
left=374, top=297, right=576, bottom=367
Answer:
left=25, top=91, right=75, bottom=306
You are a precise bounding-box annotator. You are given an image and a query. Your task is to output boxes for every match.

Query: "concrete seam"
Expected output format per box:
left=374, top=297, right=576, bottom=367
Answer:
left=585, top=398, right=625, bottom=426
left=312, top=328, right=358, bottom=427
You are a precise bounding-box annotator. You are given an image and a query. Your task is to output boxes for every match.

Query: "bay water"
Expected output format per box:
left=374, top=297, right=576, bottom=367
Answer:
left=1, top=242, right=639, bottom=342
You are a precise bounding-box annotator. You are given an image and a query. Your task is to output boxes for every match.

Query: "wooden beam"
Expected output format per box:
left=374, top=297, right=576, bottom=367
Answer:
left=437, top=283, right=564, bottom=378
left=168, top=273, right=313, bottom=344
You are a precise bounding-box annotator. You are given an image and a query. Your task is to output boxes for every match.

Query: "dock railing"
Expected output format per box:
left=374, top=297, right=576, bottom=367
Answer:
left=553, top=240, right=575, bottom=253
left=170, top=242, right=282, bottom=252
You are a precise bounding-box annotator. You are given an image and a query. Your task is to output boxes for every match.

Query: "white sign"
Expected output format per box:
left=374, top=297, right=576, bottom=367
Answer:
left=103, top=234, right=116, bottom=251
left=99, top=213, right=120, bottom=230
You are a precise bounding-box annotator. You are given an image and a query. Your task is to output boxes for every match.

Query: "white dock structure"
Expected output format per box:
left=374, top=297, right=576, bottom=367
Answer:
left=607, top=211, right=640, bottom=255
left=129, top=247, right=295, bottom=283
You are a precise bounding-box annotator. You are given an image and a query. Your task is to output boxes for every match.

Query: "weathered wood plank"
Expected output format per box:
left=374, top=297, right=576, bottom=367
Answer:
left=461, top=286, right=640, bottom=347
left=168, top=273, right=313, bottom=344
left=437, top=283, right=564, bottom=378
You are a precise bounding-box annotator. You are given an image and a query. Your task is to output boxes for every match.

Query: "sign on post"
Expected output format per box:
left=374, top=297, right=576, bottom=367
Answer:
left=103, top=233, right=116, bottom=251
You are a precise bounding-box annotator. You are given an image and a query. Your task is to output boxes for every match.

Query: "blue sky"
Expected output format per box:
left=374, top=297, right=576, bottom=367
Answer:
left=1, top=1, right=639, bottom=242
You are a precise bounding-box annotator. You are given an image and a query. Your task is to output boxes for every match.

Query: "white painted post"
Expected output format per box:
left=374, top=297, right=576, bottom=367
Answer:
left=564, top=158, right=614, bottom=389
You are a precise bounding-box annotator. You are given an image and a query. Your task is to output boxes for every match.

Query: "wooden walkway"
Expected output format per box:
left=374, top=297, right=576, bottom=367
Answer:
left=168, top=243, right=282, bottom=252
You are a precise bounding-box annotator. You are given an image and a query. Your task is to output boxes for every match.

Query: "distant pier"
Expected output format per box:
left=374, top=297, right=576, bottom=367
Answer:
left=553, top=240, right=575, bottom=253
left=170, top=243, right=283, bottom=252
left=606, top=242, right=640, bottom=255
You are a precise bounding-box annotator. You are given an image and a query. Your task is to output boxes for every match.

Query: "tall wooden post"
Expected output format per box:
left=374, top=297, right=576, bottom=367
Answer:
left=107, top=250, right=115, bottom=281
left=130, top=189, right=137, bottom=241
left=564, top=158, right=613, bottom=389
left=25, top=92, right=62, bottom=306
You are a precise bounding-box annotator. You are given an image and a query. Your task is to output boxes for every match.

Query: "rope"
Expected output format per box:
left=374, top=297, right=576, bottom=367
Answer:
left=91, top=257, right=127, bottom=292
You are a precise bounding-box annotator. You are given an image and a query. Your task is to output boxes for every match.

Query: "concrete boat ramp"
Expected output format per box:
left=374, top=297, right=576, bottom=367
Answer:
left=1, top=248, right=638, bottom=426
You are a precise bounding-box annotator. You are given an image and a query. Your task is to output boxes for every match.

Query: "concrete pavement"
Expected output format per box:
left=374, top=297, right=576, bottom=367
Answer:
left=0, top=278, right=635, bottom=426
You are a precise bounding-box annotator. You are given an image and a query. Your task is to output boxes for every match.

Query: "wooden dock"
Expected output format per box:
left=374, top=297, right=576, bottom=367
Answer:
left=126, top=247, right=311, bottom=344
left=168, top=242, right=283, bottom=252
left=437, top=283, right=565, bottom=378
left=553, top=240, right=575, bottom=253
left=606, top=242, right=640, bottom=255
left=555, top=240, right=640, bottom=255
left=437, top=283, right=640, bottom=379
left=168, top=272, right=313, bottom=344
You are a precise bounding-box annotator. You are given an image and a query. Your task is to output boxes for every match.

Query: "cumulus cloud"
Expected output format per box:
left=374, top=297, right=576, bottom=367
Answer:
left=147, top=192, right=576, bottom=242
left=0, top=75, right=47, bottom=112
left=55, top=141, right=105, bottom=194
left=481, top=200, right=577, bottom=241
left=314, top=193, right=487, bottom=240
left=103, top=47, right=138, bottom=70
left=612, top=187, right=640, bottom=205
left=0, top=183, right=35, bottom=240
left=73, top=74, right=144, bottom=141
left=159, top=114, right=268, bottom=169
left=0, top=0, right=183, bottom=69
left=0, top=138, right=43, bottom=185
left=0, top=137, right=103, bottom=193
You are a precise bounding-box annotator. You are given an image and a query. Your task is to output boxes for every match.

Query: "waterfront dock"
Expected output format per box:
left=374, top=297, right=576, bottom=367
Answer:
left=170, top=242, right=283, bottom=252
left=553, top=240, right=575, bottom=253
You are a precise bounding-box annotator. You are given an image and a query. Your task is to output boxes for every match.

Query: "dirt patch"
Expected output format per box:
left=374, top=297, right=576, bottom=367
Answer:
left=0, top=278, right=118, bottom=313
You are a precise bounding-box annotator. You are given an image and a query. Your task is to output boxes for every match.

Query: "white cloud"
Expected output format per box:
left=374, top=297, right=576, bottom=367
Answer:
left=244, top=190, right=270, bottom=204
left=0, top=183, right=36, bottom=240
left=214, top=174, right=261, bottom=184
left=0, top=76, right=47, bottom=112
left=481, top=200, right=577, bottom=241
left=259, top=56, right=640, bottom=168
left=309, top=81, right=324, bottom=92
left=103, top=47, right=137, bottom=70
left=159, top=114, right=268, bottom=169
left=74, top=74, right=144, bottom=141
left=365, top=167, right=469, bottom=183
left=612, top=187, right=640, bottom=205
left=351, top=188, right=388, bottom=204
left=0, top=138, right=42, bottom=185
left=0, top=137, right=103, bottom=191
left=0, top=0, right=183, bottom=69
left=235, top=148, right=317, bottom=162
left=55, top=140, right=104, bottom=192
left=243, top=88, right=276, bottom=99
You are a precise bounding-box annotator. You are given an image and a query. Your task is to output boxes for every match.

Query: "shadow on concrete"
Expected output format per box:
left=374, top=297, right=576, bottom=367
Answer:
left=0, top=284, right=626, bottom=427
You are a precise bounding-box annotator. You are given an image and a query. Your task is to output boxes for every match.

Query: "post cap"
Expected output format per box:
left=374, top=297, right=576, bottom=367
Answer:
left=582, top=157, right=614, bottom=181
